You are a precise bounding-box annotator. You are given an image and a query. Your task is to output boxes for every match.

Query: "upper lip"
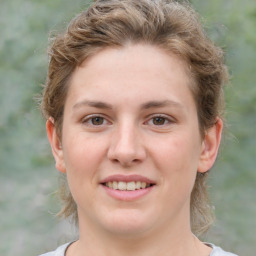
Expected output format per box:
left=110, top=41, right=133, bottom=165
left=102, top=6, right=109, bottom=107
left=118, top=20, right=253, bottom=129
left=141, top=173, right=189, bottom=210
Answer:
left=100, top=174, right=156, bottom=184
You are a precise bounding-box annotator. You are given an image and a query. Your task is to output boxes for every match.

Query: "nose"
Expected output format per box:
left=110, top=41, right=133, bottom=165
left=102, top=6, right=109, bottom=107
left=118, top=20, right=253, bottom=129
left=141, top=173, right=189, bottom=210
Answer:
left=107, top=123, right=147, bottom=167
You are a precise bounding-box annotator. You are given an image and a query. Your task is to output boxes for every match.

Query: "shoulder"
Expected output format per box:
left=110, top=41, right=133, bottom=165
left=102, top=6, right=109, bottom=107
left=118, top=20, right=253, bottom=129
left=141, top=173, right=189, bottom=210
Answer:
left=206, top=243, right=239, bottom=256
left=38, top=242, right=71, bottom=256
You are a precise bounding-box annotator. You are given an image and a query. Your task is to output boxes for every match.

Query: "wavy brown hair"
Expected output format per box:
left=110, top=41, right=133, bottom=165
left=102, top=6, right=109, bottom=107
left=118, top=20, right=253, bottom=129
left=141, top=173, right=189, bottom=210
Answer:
left=41, top=0, right=229, bottom=236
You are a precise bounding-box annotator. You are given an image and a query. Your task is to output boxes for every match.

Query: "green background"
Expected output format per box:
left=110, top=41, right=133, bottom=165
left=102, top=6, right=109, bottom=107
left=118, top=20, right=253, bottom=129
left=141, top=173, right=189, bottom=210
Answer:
left=0, top=0, right=255, bottom=255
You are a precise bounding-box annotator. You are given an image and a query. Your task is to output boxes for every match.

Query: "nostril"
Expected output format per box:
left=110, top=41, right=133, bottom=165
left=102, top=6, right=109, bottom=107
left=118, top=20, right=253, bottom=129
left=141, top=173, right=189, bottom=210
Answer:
left=110, top=156, right=142, bottom=167
left=107, top=131, right=147, bottom=165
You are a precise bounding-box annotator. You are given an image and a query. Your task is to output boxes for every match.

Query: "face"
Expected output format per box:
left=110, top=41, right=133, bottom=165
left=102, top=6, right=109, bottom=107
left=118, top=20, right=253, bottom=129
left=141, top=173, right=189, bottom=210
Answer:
left=47, top=44, right=222, bottom=237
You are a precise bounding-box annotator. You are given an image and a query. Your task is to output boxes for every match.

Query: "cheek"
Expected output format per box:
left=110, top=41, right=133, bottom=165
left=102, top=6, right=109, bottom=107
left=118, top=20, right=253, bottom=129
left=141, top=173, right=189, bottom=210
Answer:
left=62, top=134, right=107, bottom=207
left=150, top=133, right=201, bottom=194
left=152, top=133, right=201, bottom=172
left=62, top=134, right=107, bottom=182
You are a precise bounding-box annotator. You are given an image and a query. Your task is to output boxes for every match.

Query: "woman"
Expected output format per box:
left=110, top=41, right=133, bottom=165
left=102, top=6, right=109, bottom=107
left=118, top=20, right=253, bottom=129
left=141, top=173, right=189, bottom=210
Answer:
left=39, top=0, right=237, bottom=255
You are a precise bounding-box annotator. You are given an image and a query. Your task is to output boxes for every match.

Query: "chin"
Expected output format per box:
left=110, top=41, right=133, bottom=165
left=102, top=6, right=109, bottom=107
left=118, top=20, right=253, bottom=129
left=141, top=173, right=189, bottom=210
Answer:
left=100, top=208, right=155, bottom=237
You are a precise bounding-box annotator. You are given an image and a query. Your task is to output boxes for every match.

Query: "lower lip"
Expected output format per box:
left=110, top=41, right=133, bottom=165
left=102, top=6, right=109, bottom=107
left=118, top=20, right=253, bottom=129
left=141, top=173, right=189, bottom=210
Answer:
left=101, top=185, right=154, bottom=201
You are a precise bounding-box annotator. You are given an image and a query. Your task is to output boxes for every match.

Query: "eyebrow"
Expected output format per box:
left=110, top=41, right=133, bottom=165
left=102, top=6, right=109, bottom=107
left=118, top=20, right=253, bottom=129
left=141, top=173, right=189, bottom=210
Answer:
left=72, top=99, right=183, bottom=111
left=73, top=100, right=113, bottom=110
left=140, top=100, right=183, bottom=110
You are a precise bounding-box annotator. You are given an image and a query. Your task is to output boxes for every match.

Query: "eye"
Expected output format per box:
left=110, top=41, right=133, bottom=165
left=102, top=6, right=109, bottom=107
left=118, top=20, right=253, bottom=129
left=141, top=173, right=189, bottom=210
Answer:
left=82, top=115, right=110, bottom=126
left=145, top=115, right=174, bottom=127
left=90, top=116, right=105, bottom=125
left=152, top=116, right=167, bottom=125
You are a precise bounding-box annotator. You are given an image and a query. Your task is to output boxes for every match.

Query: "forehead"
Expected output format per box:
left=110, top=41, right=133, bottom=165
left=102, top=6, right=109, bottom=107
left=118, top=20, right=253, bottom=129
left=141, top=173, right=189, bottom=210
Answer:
left=66, top=43, right=195, bottom=110
left=78, top=44, right=190, bottom=78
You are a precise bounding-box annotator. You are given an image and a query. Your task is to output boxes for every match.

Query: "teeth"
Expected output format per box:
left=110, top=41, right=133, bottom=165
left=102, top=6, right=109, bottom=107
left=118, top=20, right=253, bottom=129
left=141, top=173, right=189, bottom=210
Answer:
left=113, top=181, right=118, bottom=190
left=104, top=181, right=152, bottom=190
left=141, top=182, right=146, bottom=189
left=135, top=181, right=141, bottom=189
left=107, top=181, right=113, bottom=189
left=127, top=182, right=135, bottom=191
left=118, top=181, right=126, bottom=190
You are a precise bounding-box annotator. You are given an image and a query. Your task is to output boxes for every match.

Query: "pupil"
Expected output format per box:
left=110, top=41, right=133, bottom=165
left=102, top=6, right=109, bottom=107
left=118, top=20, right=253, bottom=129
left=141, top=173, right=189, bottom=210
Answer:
left=153, top=117, right=165, bottom=125
left=92, top=117, right=103, bottom=125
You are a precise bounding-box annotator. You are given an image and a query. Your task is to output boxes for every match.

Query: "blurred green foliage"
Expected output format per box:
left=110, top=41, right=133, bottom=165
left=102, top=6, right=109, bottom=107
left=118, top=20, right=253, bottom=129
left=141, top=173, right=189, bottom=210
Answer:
left=0, top=0, right=255, bottom=255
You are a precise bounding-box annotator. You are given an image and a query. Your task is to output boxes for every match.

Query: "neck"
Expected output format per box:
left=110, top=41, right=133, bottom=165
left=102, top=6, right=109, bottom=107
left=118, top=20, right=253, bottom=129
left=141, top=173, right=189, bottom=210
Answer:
left=66, top=209, right=210, bottom=256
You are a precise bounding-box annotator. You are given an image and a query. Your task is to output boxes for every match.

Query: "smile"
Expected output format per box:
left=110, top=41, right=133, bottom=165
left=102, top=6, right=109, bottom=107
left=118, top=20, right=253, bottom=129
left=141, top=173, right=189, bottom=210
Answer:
left=103, top=181, right=152, bottom=191
left=100, top=175, right=156, bottom=200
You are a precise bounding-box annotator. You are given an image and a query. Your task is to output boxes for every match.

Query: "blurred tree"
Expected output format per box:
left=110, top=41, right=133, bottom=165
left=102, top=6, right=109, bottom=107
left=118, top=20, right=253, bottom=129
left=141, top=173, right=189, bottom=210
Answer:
left=0, top=0, right=255, bottom=255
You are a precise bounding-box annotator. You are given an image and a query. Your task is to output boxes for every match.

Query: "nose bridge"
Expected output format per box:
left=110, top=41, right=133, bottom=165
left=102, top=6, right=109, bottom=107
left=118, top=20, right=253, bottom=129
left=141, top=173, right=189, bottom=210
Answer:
left=108, top=119, right=146, bottom=165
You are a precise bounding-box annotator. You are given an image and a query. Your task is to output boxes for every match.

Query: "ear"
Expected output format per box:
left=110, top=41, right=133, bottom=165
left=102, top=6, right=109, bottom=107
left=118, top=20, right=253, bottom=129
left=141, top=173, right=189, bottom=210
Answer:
left=46, top=118, right=66, bottom=173
left=198, top=118, right=223, bottom=173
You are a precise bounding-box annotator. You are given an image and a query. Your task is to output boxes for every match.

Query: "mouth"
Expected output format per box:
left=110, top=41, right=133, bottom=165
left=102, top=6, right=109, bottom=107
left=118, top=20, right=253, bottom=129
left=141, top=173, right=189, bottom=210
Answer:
left=102, top=181, right=154, bottom=191
left=100, top=175, right=156, bottom=201
left=100, top=174, right=156, bottom=193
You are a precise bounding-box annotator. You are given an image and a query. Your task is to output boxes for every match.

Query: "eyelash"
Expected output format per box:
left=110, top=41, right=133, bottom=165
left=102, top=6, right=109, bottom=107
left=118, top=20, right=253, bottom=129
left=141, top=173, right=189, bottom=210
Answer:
left=82, top=114, right=111, bottom=126
left=145, top=115, right=174, bottom=127
left=81, top=114, right=174, bottom=127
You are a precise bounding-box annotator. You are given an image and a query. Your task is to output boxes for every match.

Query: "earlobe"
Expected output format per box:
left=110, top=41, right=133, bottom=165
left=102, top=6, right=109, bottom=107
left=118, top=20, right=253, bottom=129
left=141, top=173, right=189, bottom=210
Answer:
left=198, top=118, right=223, bottom=173
left=46, top=118, right=66, bottom=173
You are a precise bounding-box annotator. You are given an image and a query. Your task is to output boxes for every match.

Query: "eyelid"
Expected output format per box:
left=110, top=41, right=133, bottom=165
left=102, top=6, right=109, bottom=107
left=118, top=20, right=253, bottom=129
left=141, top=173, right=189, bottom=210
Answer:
left=81, top=114, right=111, bottom=126
left=144, top=114, right=175, bottom=125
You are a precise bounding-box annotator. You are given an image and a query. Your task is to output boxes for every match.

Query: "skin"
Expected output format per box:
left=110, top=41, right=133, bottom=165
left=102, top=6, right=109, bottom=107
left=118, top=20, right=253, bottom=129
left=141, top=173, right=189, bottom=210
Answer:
left=47, top=44, right=222, bottom=256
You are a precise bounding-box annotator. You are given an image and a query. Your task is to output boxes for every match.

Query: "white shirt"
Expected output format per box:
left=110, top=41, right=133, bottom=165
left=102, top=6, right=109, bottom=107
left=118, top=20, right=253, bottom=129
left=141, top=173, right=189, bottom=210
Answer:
left=38, top=242, right=238, bottom=256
